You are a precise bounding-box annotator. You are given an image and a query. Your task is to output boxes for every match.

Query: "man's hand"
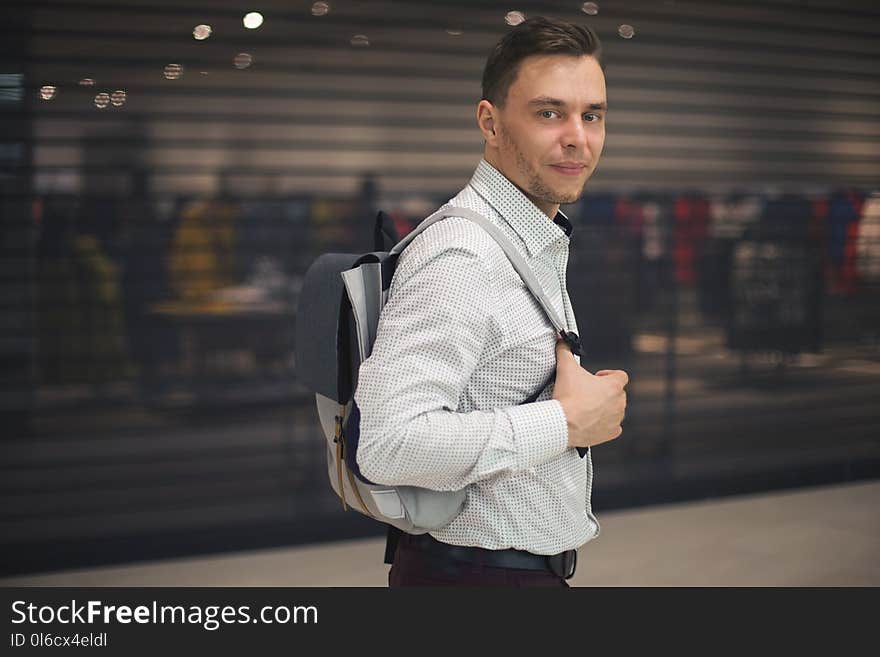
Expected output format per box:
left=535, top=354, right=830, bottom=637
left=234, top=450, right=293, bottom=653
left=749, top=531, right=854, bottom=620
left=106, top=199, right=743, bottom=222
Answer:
left=552, top=339, right=628, bottom=449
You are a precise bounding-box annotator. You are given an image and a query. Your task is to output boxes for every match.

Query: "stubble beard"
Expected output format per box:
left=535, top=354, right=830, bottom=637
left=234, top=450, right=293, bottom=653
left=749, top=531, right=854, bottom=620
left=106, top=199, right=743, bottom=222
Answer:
left=503, top=129, right=589, bottom=208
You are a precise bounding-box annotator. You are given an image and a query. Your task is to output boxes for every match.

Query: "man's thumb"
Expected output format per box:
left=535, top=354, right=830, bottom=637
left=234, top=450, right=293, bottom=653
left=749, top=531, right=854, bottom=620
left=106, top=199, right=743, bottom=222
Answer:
left=555, top=339, right=574, bottom=360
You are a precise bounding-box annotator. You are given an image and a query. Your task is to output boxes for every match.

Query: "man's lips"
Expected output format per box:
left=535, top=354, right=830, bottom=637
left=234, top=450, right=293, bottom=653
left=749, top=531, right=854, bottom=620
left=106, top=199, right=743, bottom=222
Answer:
left=549, top=163, right=587, bottom=176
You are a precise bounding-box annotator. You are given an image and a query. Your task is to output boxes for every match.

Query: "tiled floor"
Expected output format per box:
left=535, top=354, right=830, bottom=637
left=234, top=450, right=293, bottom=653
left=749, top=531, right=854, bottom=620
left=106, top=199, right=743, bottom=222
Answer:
left=3, top=479, right=878, bottom=587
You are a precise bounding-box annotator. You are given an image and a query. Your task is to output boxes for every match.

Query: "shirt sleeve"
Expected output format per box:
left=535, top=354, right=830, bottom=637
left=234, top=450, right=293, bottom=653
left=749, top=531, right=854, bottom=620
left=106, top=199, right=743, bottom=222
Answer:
left=354, top=223, right=570, bottom=492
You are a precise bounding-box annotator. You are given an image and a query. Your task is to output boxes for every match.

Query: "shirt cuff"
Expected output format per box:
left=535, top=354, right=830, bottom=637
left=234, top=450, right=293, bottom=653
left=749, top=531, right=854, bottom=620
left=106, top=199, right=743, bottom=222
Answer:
left=504, top=399, right=570, bottom=471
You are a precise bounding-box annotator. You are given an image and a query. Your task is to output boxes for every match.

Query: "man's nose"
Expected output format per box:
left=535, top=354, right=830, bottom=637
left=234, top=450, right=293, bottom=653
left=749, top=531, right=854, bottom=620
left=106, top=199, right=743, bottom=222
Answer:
left=561, top=116, right=588, bottom=150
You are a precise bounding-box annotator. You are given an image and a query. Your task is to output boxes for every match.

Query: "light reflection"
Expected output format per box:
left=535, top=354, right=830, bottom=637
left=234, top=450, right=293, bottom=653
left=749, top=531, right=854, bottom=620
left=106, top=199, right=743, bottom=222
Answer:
left=618, top=24, right=635, bottom=38
left=505, top=11, right=525, bottom=26
left=193, top=24, right=212, bottom=40
left=164, top=64, right=183, bottom=80
left=234, top=53, right=253, bottom=69
left=350, top=34, right=369, bottom=47
left=94, top=93, right=110, bottom=109
left=243, top=12, right=263, bottom=29
left=39, top=85, right=57, bottom=100
left=111, top=90, right=126, bottom=106
left=311, top=2, right=330, bottom=16
left=582, top=2, right=599, bottom=15
left=78, top=78, right=95, bottom=87
left=446, top=28, right=463, bottom=36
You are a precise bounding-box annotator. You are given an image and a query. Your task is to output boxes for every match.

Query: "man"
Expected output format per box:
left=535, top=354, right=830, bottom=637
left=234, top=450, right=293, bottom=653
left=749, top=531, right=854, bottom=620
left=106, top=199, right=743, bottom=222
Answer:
left=354, top=16, right=628, bottom=587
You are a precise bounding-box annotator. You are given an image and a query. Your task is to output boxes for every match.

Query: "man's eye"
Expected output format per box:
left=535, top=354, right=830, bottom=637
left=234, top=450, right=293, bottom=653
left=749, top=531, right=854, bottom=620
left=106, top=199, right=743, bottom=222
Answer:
left=539, top=110, right=559, bottom=119
left=584, top=113, right=601, bottom=122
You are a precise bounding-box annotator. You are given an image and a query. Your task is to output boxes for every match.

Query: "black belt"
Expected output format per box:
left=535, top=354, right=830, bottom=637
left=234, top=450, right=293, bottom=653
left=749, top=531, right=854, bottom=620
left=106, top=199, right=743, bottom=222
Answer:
left=402, top=532, right=577, bottom=580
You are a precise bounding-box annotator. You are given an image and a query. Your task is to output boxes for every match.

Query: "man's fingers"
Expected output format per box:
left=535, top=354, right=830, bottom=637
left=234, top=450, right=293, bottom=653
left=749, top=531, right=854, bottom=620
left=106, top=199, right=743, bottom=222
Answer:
left=597, top=369, right=629, bottom=387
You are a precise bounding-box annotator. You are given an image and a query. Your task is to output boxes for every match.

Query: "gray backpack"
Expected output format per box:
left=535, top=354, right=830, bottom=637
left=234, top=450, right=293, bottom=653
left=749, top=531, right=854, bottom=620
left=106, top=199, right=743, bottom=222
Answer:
left=295, top=205, right=585, bottom=537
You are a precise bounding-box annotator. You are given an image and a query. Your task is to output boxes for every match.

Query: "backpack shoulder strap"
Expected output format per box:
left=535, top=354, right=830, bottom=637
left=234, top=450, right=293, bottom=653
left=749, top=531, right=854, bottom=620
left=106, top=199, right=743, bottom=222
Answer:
left=447, top=206, right=570, bottom=336
left=389, top=206, right=569, bottom=336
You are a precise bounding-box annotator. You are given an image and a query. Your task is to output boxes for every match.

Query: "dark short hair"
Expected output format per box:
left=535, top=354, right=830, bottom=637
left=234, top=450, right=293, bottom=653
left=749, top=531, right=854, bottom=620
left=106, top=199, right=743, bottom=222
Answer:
left=481, top=16, right=605, bottom=107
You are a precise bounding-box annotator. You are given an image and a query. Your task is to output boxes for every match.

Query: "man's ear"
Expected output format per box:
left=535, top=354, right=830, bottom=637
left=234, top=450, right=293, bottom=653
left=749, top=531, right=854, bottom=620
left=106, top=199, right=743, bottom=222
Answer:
left=477, top=100, right=499, bottom=145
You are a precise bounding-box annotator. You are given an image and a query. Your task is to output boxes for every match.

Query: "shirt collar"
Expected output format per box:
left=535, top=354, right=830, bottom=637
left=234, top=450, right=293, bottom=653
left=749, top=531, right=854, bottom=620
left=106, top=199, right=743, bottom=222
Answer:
left=467, top=159, right=573, bottom=258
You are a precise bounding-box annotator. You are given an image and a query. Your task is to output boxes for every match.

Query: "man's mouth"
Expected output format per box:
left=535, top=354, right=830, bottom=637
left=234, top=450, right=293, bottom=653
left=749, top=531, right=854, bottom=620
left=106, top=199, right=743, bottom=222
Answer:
left=549, top=163, right=587, bottom=176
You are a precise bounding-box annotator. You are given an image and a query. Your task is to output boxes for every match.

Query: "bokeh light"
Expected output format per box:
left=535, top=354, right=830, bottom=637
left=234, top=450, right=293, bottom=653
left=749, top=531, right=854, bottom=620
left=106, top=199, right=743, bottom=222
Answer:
left=618, top=24, right=635, bottom=39
left=311, top=2, right=330, bottom=16
left=582, top=2, right=599, bottom=15
left=243, top=12, right=264, bottom=29
left=234, top=53, right=253, bottom=69
left=164, top=64, right=183, bottom=80
left=505, top=11, right=525, bottom=26
left=111, top=90, right=126, bottom=107
left=193, top=24, right=212, bottom=40
left=39, top=85, right=57, bottom=100
left=350, top=34, right=370, bottom=47
left=94, top=92, right=110, bottom=109
left=78, top=78, right=95, bottom=87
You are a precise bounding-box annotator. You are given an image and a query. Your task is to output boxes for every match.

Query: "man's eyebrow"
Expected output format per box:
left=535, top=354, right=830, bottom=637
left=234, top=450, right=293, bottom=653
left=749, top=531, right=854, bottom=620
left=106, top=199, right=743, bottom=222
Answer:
left=527, top=96, right=608, bottom=110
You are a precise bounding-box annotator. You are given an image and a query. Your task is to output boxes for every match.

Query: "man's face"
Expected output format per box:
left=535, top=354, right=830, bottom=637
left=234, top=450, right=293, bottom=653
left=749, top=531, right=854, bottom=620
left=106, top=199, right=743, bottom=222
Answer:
left=483, top=54, right=607, bottom=217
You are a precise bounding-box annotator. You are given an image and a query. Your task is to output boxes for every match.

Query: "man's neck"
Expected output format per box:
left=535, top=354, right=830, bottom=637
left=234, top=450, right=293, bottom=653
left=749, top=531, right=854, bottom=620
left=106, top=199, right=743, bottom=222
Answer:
left=482, top=156, right=559, bottom=219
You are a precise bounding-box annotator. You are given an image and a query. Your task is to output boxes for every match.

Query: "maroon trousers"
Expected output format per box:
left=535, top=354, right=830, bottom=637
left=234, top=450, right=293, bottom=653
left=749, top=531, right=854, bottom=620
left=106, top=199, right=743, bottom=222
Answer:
left=388, top=532, right=571, bottom=588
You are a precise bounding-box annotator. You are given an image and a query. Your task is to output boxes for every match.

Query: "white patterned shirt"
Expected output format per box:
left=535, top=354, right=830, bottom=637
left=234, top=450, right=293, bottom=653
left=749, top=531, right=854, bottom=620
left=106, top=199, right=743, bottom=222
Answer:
left=354, top=159, right=600, bottom=555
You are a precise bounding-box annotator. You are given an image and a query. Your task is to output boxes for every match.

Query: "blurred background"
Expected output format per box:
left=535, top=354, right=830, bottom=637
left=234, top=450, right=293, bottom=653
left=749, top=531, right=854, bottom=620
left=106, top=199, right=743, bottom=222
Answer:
left=0, top=0, right=878, bottom=578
